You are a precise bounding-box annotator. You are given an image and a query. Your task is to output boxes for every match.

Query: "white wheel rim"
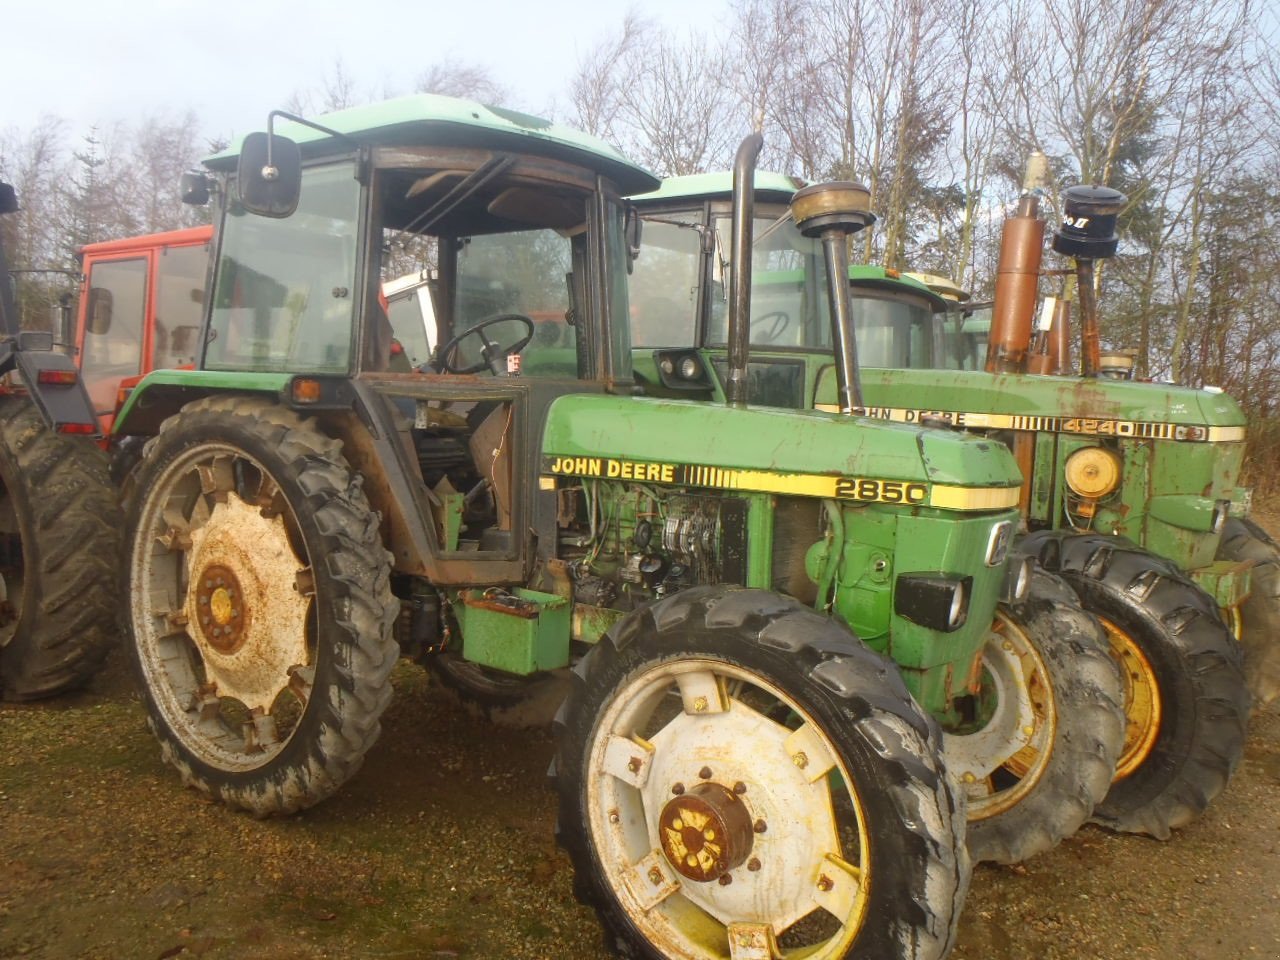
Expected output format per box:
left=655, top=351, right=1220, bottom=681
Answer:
left=943, top=613, right=1055, bottom=816
left=131, top=443, right=316, bottom=770
left=584, top=658, right=869, bottom=959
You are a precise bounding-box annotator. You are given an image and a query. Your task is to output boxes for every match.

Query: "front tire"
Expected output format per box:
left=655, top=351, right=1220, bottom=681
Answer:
left=1026, top=531, right=1249, bottom=839
left=0, top=397, right=119, bottom=701
left=125, top=397, right=398, bottom=815
left=943, top=569, right=1125, bottom=863
left=1217, top=517, right=1280, bottom=709
left=553, top=586, right=968, bottom=960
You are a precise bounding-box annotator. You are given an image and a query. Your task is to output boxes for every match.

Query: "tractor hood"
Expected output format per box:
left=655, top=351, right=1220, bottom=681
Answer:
left=540, top=395, right=1021, bottom=512
left=855, top=368, right=1246, bottom=436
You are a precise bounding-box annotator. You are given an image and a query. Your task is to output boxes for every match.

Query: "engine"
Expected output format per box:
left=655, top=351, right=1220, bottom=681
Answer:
left=555, top=481, right=748, bottom=609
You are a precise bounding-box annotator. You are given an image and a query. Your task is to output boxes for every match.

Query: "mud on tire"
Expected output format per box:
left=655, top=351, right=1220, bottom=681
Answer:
left=125, top=396, right=398, bottom=815
left=553, top=586, right=968, bottom=960
left=1025, top=531, right=1249, bottom=839
left=0, top=396, right=119, bottom=701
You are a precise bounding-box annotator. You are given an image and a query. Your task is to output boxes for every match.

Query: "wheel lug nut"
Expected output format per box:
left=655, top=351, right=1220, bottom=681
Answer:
left=671, top=783, right=685, bottom=795
left=718, top=874, right=733, bottom=886
left=753, top=819, right=767, bottom=834
left=732, top=781, right=747, bottom=795
left=698, top=766, right=712, bottom=780
left=747, top=858, right=761, bottom=872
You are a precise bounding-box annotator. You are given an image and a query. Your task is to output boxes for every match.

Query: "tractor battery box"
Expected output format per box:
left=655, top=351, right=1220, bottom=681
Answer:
left=454, top=587, right=570, bottom=675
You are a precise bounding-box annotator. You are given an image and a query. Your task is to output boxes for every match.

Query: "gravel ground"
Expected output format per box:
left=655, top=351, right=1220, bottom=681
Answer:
left=2, top=508, right=1278, bottom=960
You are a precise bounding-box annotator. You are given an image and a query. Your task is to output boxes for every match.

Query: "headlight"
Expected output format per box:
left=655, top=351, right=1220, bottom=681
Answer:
left=1064, top=446, right=1122, bottom=499
left=985, top=520, right=1014, bottom=567
left=894, top=574, right=972, bottom=633
left=1003, top=556, right=1033, bottom=603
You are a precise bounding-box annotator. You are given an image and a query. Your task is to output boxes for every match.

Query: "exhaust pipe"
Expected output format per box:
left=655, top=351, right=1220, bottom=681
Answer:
left=726, top=134, right=764, bottom=408
left=986, top=151, right=1050, bottom=373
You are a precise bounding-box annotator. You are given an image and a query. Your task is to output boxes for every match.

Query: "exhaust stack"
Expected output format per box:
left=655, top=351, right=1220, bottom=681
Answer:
left=986, top=151, right=1050, bottom=373
left=726, top=134, right=764, bottom=408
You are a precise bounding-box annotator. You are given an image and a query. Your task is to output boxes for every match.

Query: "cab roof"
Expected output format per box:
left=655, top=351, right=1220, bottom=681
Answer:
left=629, top=171, right=806, bottom=205
left=204, top=94, right=659, bottom=196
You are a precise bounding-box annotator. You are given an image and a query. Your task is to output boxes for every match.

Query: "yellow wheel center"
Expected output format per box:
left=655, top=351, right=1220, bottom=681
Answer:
left=658, top=782, right=754, bottom=883
left=193, top=563, right=248, bottom=655
left=1101, top=617, right=1162, bottom=780
left=210, top=587, right=234, bottom=625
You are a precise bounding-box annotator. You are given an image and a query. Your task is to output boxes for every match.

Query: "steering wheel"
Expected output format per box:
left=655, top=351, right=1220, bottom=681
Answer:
left=437, top=313, right=536, bottom=375
left=750, top=310, right=791, bottom=344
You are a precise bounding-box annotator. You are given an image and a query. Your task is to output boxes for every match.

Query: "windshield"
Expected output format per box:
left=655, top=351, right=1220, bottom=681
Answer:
left=207, top=162, right=361, bottom=373
left=848, top=290, right=939, bottom=368
left=629, top=213, right=702, bottom=347
left=937, top=307, right=990, bottom=370
left=706, top=214, right=831, bottom=349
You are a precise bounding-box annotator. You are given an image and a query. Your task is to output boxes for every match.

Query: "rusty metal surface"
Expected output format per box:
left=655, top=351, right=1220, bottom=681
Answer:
left=182, top=495, right=310, bottom=712
left=988, top=214, right=1045, bottom=372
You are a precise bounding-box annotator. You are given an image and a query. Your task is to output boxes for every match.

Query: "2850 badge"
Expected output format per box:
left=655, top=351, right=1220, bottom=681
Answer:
left=834, top=477, right=929, bottom=504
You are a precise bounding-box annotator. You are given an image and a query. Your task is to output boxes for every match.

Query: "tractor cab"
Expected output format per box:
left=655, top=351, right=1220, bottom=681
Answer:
left=121, top=96, right=657, bottom=583
left=628, top=173, right=951, bottom=405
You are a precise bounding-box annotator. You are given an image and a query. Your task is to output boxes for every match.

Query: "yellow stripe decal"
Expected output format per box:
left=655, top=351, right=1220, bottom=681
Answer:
left=813, top=404, right=1245, bottom=443
left=541, top=456, right=1018, bottom=511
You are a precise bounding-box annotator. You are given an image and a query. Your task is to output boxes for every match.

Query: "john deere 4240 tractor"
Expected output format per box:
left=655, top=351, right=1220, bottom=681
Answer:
left=110, top=96, right=1102, bottom=958
left=626, top=171, right=1251, bottom=848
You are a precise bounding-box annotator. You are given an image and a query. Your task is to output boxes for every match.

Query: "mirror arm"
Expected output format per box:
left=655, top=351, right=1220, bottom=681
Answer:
left=263, top=110, right=361, bottom=178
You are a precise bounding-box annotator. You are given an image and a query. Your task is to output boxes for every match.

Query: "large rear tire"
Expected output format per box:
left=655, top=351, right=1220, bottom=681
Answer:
left=553, top=586, right=968, bottom=960
left=944, top=569, right=1124, bottom=863
left=1026, top=531, right=1248, bottom=839
left=0, top=396, right=119, bottom=701
left=125, top=396, right=398, bottom=815
left=1217, top=517, right=1280, bottom=708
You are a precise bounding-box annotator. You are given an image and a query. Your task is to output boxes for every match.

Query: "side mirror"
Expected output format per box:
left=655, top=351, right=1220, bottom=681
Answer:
left=624, top=205, right=643, bottom=273
left=87, top=287, right=113, bottom=335
left=236, top=132, right=301, bottom=218
left=180, top=171, right=212, bottom=206
left=0, top=182, right=17, bottom=215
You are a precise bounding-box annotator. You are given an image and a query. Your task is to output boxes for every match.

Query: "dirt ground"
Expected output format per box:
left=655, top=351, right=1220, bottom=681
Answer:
left=3, top=514, right=1279, bottom=959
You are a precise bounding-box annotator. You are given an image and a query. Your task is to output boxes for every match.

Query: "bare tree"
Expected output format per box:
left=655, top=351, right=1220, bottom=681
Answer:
left=415, top=58, right=509, bottom=104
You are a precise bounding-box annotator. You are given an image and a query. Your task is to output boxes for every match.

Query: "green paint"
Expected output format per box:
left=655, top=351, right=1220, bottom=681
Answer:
left=453, top=588, right=571, bottom=674
left=541, top=394, right=1023, bottom=491
left=114, top=369, right=293, bottom=435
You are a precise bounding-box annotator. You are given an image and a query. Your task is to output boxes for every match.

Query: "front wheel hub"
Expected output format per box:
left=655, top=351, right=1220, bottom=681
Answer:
left=658, top=781, right=754, bottom=882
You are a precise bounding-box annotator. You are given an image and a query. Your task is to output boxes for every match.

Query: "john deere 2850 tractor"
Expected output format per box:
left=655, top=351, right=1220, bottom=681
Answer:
left=627, top=171, right=1251, bottom=850
left=112, top=96, right=1077, bottom=958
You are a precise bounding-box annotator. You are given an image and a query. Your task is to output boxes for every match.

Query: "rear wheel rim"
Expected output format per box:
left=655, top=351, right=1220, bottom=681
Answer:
left=132, top=443, right=316, bottom=771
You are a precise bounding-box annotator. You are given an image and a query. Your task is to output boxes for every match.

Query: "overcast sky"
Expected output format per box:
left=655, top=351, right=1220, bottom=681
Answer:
left=3, top=0, right=723, bottom=143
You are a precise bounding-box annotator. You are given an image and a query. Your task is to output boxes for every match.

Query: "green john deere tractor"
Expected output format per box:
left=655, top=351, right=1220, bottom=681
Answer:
left=626, top=171, right=1250, bottom=845
left=0, top=179, right=119, bottom=701
left=112, top=96, right=1070, bottom=958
